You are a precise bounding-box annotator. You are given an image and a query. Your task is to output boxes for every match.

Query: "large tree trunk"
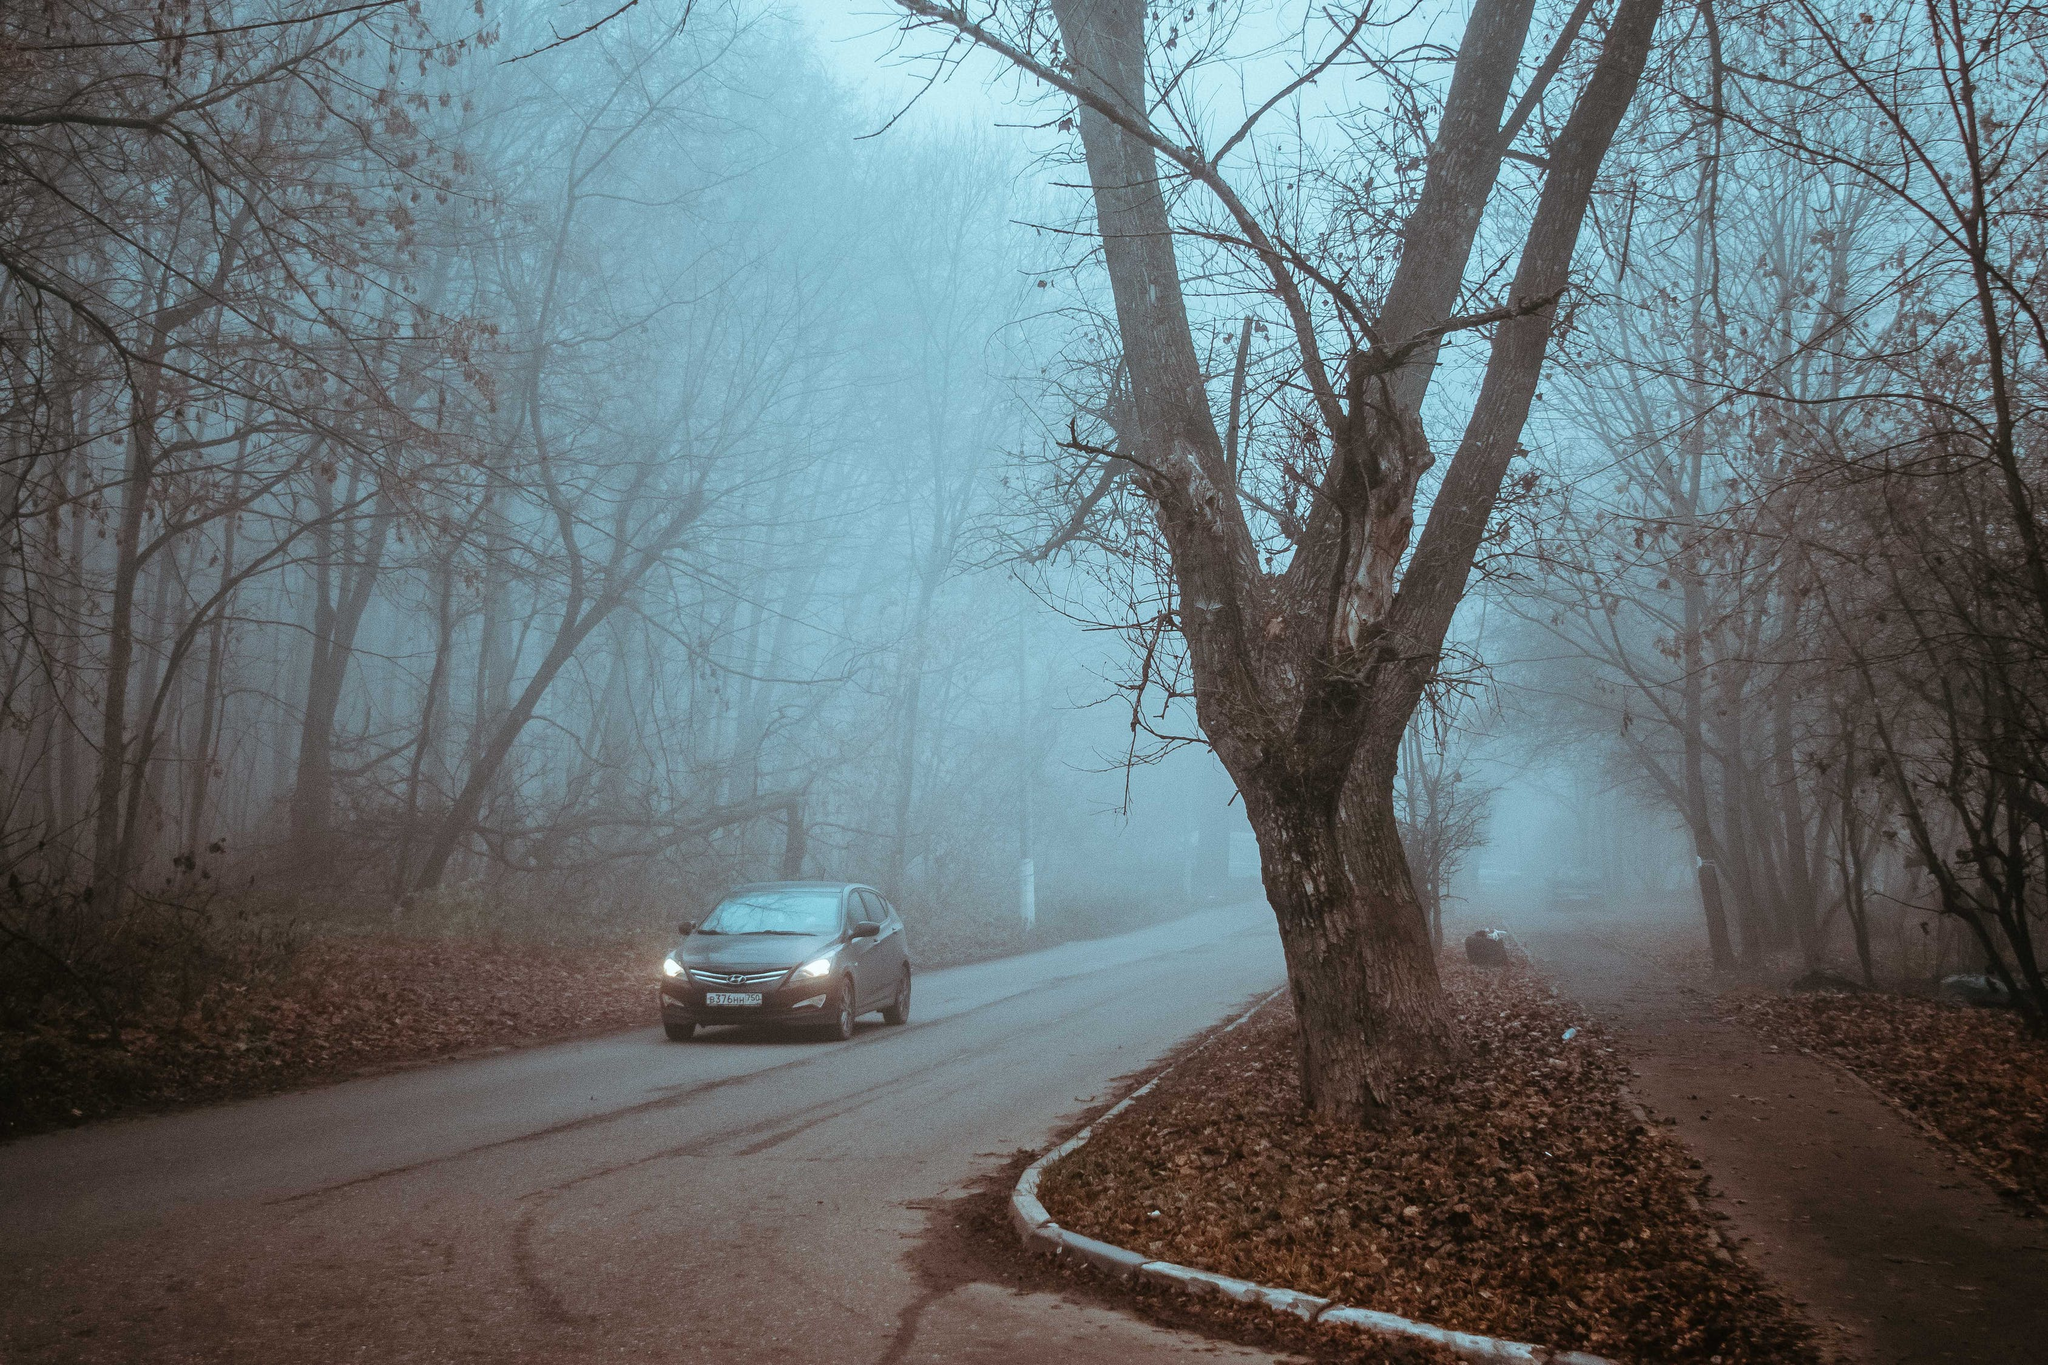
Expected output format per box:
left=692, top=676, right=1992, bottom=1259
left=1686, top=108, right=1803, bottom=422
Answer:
left=1323, top=741, right=1454, bottom=1107
left=1045, top=0, right=1452, bottom=1123
left=1040, top=0, right=1662, bottom=1121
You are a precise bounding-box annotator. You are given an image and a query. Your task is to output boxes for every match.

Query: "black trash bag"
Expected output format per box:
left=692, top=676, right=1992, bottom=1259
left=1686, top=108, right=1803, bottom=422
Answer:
left=1790, top=968, right=1867, bottom=994
left=1939, top=973, right=2013, bottom=1008
left=1464, top=928, right=1523, bottom=968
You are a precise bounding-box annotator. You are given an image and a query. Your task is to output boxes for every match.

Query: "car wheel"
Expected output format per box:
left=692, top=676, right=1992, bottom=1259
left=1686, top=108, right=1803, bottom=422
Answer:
left=881, top=967, right=911, bottom=1025
left=663, top=1019, right=696, bottom=1042
left=824, top=977, right=856, bottom=1041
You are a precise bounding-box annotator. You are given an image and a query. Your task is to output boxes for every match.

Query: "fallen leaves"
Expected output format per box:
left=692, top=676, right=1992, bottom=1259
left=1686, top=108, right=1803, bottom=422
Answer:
left=1037, top=962, right=1817, bottom=1364
left=1, top=934, right=664, bottom=1137
left=1732, top=988, right=2048, bottom=1213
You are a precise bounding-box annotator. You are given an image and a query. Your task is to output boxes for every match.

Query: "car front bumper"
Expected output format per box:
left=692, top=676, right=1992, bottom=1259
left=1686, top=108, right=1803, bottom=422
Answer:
left=658, top=977, right=833, bottom=1025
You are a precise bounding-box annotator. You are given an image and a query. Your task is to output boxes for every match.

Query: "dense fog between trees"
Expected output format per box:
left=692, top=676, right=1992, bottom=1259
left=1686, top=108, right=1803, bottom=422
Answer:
left=2, top=0, right=1216, bottom=962
left=4, top=0, right=2046, bottom=1096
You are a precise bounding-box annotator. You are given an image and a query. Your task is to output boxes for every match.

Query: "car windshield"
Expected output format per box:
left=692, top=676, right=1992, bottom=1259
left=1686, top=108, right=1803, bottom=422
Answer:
left=696, top=889, right=843, bottom=936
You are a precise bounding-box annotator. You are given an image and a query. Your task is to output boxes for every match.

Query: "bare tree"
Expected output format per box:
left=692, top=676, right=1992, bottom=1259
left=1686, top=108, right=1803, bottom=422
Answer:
left=1396, top=716, right=1496, bottom=951
left=889, top=0, right=1664, bottom=1119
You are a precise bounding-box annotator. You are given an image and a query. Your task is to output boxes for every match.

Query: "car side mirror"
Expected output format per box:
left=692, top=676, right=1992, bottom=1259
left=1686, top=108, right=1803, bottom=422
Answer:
left=677, top=920, right=695, bottom=936
left=852, top=920, right=881, bottom=939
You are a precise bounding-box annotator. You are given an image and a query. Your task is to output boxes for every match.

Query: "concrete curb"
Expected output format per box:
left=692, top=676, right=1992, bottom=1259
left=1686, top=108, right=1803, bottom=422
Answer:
left=1011, top=989, right=1618, bottom=1365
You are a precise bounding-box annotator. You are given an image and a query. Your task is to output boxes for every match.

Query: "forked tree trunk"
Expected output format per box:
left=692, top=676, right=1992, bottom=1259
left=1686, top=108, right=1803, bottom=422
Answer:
left=1032, top=0, right=1660, bottom=1121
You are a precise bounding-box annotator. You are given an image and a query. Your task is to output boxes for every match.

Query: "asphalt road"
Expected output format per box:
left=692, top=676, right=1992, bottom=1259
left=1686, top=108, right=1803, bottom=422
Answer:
left=0, top=904, right=1290, bottom=1365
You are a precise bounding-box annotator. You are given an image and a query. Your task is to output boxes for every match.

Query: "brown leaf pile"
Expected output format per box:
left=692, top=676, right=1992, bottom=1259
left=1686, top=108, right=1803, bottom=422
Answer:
left=1037, top=963, right=1816, bottom=1365
left=1733, top=989, right=2048, bottom=1212
left=2, top=935, right=663, bottom=1138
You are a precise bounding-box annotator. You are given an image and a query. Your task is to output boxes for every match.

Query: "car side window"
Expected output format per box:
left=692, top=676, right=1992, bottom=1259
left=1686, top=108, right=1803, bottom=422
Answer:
left=856, top=890, right=887, bottom=926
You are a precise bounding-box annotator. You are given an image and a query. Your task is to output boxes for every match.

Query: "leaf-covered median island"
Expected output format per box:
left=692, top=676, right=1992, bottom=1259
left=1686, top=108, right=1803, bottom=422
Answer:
left=1733, top=989, right=2048, bottom=1213
left=1, top=936, right=659, bottom=1138
left=1036, top=963, right=1816, bottom=1364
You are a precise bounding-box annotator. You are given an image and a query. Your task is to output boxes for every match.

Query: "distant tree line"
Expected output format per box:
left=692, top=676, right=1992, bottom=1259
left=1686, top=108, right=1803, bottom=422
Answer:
left=1518, top=0, right=2048, bottom=1027
left=0, top=0, right=1124, bottom=966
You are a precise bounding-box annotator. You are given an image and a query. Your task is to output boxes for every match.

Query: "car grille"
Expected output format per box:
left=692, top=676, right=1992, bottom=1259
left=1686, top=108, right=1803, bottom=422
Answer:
left=691, top=968, right=785, bottom=987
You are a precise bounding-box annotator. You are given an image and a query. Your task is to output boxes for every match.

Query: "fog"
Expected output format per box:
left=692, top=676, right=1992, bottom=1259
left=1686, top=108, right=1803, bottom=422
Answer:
left=5, top=0, right=2045, bottom=1017
left=0, top=0, right=1273, bottom=961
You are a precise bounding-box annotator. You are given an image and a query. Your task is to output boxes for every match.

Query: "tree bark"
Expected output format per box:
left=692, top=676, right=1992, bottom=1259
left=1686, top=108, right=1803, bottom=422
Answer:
left=1034, top=0, right=1665, bottom=1120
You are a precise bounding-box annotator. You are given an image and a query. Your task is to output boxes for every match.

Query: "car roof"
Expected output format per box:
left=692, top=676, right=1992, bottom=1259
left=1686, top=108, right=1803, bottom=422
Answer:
left=726, top=880, right=869, bottom=894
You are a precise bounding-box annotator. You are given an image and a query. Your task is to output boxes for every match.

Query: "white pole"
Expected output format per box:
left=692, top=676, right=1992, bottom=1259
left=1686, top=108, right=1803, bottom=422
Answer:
left=1019, top=607, right=1036, bottom=932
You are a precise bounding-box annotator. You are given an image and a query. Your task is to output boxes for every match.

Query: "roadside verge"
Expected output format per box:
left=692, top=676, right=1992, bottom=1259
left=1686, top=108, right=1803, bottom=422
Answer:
left=1012, top=964, right=1816, bottom=1365
left=1728, top=984, right=2048, bottom=1214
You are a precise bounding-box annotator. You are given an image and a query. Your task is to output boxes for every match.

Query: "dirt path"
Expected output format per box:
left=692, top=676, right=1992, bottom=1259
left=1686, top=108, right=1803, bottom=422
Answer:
left=1519, top=921, right=2048, bottom=1365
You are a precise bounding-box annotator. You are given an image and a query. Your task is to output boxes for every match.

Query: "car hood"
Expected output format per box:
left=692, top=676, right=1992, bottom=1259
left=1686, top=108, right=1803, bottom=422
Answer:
left=679, top=932, right=838, bottom=971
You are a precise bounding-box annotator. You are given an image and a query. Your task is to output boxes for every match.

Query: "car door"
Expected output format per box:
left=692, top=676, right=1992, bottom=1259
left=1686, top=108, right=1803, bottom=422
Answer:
left=850, top=889, right=893, bottom=1009
left=861, top=890, right=906, bottom=1000
left=839, top=888, right=878, bottom=1008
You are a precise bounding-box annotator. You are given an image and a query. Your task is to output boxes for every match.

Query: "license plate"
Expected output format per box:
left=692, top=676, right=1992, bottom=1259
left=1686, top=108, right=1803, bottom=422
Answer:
left=705, top=991, right=762, bottom=1007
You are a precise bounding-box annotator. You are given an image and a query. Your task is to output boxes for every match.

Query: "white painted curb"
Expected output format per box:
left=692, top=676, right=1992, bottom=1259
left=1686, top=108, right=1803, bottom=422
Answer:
left=1011, top=989, right=1618, bottom=1365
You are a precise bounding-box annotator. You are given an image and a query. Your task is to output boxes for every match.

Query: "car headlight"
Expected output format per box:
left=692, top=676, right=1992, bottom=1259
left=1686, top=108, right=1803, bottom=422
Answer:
left=794, top=955, right=834, bottom=980
left=662, top=956, right=685, bottom=979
